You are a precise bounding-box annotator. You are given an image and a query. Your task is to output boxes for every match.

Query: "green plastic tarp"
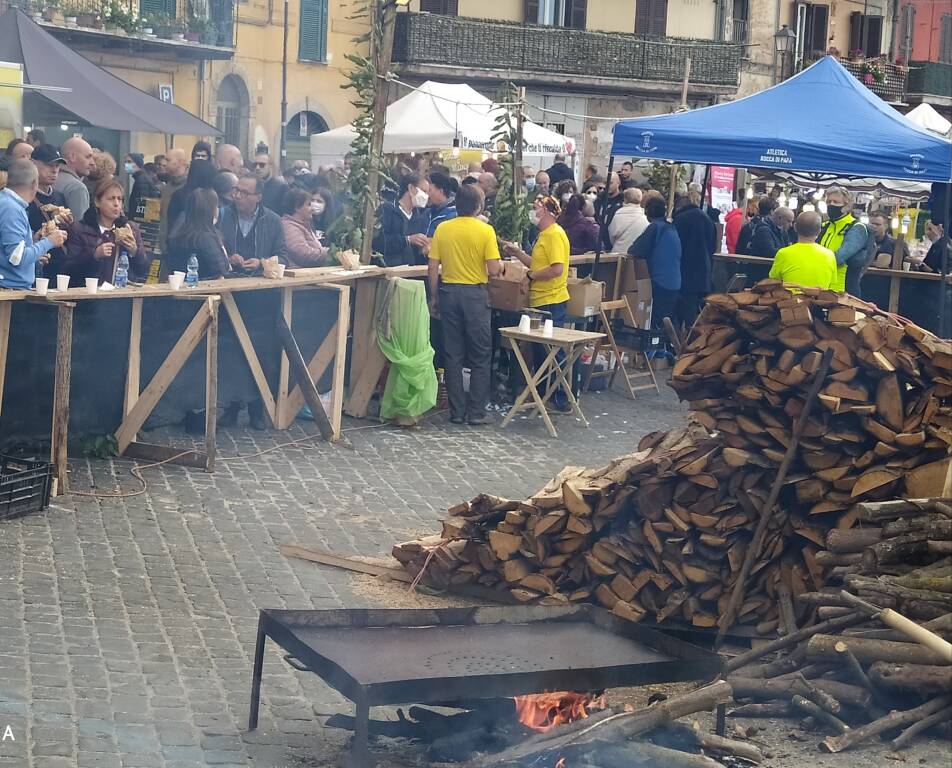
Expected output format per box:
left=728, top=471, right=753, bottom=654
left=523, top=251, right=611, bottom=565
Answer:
left=376, top=278, right=437, bottom=421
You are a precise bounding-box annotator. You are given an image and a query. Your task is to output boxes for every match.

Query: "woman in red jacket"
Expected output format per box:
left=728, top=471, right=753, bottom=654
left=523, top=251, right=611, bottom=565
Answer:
left=65, top=178, right=147, bottom=283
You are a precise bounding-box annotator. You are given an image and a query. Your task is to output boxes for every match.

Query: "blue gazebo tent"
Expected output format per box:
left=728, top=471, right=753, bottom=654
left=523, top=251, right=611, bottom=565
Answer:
left=611, top=57, right=952, bottom=184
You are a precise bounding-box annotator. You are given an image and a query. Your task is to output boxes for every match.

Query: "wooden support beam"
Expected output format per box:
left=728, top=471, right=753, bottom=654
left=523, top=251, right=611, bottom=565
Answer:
left=0, top=302, right=11, bottom=419
left=204, top=296, right=218, bottom=472
left=51, top=302, right=74, bottom=495
left=276, top=287, right=293, bottom=427
left=330, top=284, right=350, bottom=439
left=275, top=316, right=334, bottom=441
left=115, top=298, right=214, bottom=453
left=220, top=292, right=277, bottom=426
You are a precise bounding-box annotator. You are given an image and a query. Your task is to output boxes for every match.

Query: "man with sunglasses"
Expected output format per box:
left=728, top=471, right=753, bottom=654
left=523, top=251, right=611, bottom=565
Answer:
left=253, top=151, right=288, bottom=214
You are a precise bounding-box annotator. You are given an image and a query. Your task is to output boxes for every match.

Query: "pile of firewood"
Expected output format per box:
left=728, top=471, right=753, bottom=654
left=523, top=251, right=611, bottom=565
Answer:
left=394, top=281, right=952, bottom=633
left=724, top=496, right=952, bottom=753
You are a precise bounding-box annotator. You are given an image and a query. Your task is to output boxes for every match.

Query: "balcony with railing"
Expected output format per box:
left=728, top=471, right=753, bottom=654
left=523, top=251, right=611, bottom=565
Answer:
left=906, top=61, right=952, bottom=106
left=2, top=0, right=235, bottom=58
left=838, top=57, right=907, bottom=104
left=731, top=18, right=748, bottom=45
left=392, top=12, right=743, bottom=92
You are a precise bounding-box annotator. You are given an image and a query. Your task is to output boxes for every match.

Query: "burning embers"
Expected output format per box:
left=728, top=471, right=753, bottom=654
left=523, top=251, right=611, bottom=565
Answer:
left=512, top=691, right=607, bottom=733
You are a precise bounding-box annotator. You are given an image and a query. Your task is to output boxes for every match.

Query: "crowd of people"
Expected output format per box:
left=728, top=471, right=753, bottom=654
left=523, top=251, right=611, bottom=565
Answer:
left=0, top=132, right=347, bottom=291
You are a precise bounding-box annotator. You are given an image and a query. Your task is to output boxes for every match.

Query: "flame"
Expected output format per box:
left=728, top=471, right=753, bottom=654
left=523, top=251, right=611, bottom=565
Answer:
left=512, top=691, right=606, bottom=734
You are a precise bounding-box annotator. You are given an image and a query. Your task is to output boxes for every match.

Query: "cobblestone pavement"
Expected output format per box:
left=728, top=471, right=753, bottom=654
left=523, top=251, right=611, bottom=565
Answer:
left=0, top=381, right=688, bottom=768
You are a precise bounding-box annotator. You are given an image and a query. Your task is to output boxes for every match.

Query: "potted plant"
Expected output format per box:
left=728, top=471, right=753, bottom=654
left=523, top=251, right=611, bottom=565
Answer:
left=61, top=2, right=80, bottom=27
left=172, top=19, right=186, bottom=40
left=152, top=11, right=173, bottom=38
left=200, top=19, right=219, bottom=45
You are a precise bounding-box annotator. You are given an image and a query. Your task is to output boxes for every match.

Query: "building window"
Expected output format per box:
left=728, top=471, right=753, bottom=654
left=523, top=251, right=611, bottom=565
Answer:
left=299, top=0, right=329, bottom=62
left=899, top=3, right=915, bottom=61
left=420, top=0, right=458, bottom=13
left=287, top=110, right=329, bottom=164
left=635, top=0, right=668, bottom=37
left=849, top=13, right=883, bottom=58
left=524, top=0, right=587, bottom=29
left=215, top=74, right=249, bottom=154
left=941, top=14, right=952, bottom=64
left=732, top=0, right=749, bottom=44
left=140, top=0, right=176, bottom=19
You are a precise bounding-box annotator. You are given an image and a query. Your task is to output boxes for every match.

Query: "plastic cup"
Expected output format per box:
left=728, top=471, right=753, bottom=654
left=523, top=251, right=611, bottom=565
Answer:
left=168, top=273, right=184, bottom=290
left=542, top=319, right=554, bottom=338
left=518, top=314, right=531, bottom=333
left=85, top=278, right=99, bottom=295
left=35, top=277, right=49, bottom=296
left=276, top=263, right=286, bottom=278
left=902, top=262, right=911, bottom=272
left=56, top=274, right=70, bottom=292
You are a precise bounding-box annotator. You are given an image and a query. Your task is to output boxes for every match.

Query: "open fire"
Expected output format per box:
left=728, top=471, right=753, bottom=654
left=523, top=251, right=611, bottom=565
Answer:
left=512, top=691, right=607, bottom=733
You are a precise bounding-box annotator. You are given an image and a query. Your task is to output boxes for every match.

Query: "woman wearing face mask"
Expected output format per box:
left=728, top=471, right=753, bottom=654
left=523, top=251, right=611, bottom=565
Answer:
left=65, top=178, right=147, bottom=283
left=281, top=188, right=331, bottom=268
left=372, top=172, right=430, bottom=266
left=818, top=186, right=874, bottom=295
left=553, top=179, right=577, bottom=207
left=503, top=195, right=572, bottom=412
left=166, top=188, right=231, bottom=278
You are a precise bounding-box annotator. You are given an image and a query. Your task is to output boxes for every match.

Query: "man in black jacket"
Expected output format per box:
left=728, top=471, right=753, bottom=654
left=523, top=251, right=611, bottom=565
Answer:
left=750, top=206, right=794, bottom=258
left=546, top=153, right=574, bottom=185
left=28, top=144, right=71, bottom=277
left=125, top=152, right=159, bottom=219
left=595, top=172, right=625, bottom=251
left=737, top=196, right=776, bottom=255
left=672, top=195, right=717, bottom=329
left=254, top=151, right=288, bottom=213
left=219, top=176, right=287, bottom=275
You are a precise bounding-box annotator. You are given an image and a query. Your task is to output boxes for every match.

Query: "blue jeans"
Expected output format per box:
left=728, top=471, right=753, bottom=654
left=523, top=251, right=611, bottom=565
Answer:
left=532, top=301, right=569, bottom=406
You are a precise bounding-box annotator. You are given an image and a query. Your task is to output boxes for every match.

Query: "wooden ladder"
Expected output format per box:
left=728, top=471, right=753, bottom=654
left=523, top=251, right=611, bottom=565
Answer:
left=582, top=298, right=660, bottom=399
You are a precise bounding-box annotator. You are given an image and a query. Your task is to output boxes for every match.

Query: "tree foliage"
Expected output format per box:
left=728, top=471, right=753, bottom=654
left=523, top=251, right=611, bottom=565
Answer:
left=489, top=82, right=532, bottom=244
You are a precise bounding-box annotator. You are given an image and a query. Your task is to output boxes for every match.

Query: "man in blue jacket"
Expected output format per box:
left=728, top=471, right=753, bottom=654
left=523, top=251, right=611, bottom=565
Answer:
left=0, top=160, right=66, bottom=290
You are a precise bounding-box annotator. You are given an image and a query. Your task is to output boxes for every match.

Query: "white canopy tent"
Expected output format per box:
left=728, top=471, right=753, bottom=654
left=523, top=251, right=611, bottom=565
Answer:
left=311, top=81, right=574, bottom=166
left=905, top=103, right=952, bottom=137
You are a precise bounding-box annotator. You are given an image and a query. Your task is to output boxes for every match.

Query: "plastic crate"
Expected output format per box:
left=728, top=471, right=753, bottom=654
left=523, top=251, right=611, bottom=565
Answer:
left=609, top=321, right=664, bottom=353
left=0, top=456, right=54, bottom=522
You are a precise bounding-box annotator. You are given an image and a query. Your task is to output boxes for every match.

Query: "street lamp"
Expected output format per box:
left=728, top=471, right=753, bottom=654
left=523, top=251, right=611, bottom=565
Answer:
left=774, top=25, right=797, bottom=83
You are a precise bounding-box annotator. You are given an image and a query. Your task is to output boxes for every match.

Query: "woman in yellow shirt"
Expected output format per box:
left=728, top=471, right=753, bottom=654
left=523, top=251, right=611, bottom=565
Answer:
left=504, top=195, right=572, bottom=412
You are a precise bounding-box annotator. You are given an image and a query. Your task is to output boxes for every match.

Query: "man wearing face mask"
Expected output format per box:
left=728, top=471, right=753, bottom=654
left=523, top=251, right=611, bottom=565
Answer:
left=373, top=173, right=431, bottom=266
left=125, top=153, right=159, bottom=219
left=503, top=195, right=572, bottom=412
left=818, top=186, right=874, bottom=295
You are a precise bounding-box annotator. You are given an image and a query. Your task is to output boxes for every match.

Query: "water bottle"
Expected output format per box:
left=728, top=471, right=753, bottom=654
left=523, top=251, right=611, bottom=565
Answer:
left=901, top=211, right=911, bottom=236
left=186, top=254, right=199, bottom=288
left=115, top=250, right=129, bottom=288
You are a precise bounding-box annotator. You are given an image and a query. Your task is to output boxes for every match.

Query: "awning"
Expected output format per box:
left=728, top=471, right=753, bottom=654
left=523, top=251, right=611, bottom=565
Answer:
left=0, top=8, right=219, bottom=136
left=611, top=57, right=952, bottom=184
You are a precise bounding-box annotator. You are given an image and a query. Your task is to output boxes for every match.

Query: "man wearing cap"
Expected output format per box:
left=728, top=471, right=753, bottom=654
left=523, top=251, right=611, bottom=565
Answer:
left=29, top=144, right=71, bottom=277
left=124, top=153, right=159, bottom=219
left=0, top=160, right=66, bottom=289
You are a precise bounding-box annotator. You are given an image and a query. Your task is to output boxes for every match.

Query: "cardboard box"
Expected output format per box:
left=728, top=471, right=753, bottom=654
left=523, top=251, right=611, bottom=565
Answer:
left=488, top=260, right=529, bottom=311
left=566, top=277, right=604, bottom=317
left=619, top=256, right=651, bottom=295
left=623, top=287, right=653, bottom=330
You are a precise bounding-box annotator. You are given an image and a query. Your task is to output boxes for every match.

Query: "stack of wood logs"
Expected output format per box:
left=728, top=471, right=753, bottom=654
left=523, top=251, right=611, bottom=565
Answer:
left=394, top=282, right=951, bottom=633
left=724, top=496, right=952, bottom=753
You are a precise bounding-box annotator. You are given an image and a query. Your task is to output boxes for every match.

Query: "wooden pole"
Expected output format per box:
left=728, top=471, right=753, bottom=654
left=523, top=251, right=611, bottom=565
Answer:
left=514, top=85, right=525, bottom=202
left=360, top=0, right=397, bottom=265
left=666, top=56, right=691, bottom=218
left=51, top=302, right=74, bottom=495
left=716, top=346, right=834, bottom=646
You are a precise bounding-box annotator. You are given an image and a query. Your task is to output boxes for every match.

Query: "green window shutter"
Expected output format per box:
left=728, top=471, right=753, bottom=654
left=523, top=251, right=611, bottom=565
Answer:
left=299, top=0, right=328, bottom=62
left=140, top=0, right=175, bottom=18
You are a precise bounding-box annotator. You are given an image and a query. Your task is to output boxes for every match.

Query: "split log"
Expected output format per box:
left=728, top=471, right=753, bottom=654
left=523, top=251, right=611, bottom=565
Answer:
left=807, top=634, right=949, bottom=666
left=825, top=528, right=882, bottom=554
left=821, top=695, right=951, bottom=753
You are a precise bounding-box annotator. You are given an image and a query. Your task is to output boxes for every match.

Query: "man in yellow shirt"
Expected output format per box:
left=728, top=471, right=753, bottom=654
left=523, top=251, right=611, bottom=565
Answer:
left=428, top=184, right=502, bottom=425
left=504, top=195, right=572, bottom=412
left=769, top=211, right=837, bottom=290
